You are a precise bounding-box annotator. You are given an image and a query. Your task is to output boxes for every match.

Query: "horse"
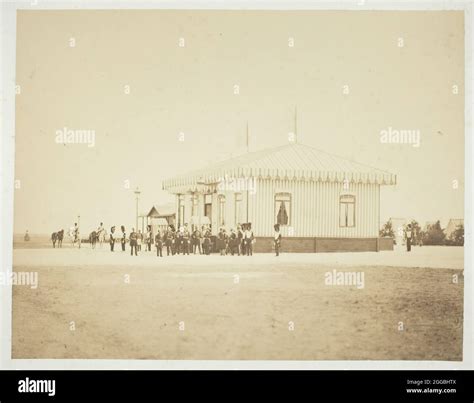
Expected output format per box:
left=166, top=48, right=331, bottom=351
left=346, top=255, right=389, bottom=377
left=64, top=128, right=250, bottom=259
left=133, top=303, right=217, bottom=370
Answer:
left=57, top=229, right=64, bottom=248
left=51, top=232, right=58, bottom=248
left=89, top=231, right=99, bottom=249
left=69, top=227, right=81, bottom=248
left=97, top=228, right=107, bottom=248
left=51, top=229, right=65, bottom=248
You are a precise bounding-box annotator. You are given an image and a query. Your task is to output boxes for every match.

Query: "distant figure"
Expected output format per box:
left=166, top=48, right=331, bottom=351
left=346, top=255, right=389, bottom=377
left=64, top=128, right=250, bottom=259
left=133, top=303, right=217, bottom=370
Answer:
left=183, top=226, right=191, bottom=255
left=155, top=230, right=163, bottom=257
left=240, top=224, right=247, bottom=256
left=237, top=225, right=243, bottom=256
left=167, top=225, right=177, bottom=255
left=164, top=226, right=172, bottom=256
left=121, top=225, right=126, bottom=252
left=217, top=228, right=226, bottom=256
left=406, top=224, right=413, bottom=252
left=192, top=227, right=202, bottom=255
left=137, top=230, right=143, bottom=252
left=203, top=227, right=212, bottom=255
left=229, top=229, right=238, bottom=255
left=274, top=224, right=282, bottom=257
left=110, top=226, right=116, bottom=252
left=146, top=225, right=153, bottom=252
left=129, top=228, right=138, bottom=256
left=175, top=227, right=184, bottom=255
left=24, top=230, right=30, bottom=242
left=244, top=223, right=254, bottom=256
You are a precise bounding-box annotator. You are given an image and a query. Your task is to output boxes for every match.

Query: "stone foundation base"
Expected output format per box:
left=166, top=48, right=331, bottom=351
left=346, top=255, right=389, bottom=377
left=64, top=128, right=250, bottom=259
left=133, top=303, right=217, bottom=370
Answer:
left=253, top=237, right=394, bottom=253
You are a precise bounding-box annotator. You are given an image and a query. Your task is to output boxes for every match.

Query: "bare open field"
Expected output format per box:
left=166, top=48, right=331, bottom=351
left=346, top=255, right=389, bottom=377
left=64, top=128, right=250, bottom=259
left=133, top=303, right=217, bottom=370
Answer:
left=11, top=246, right=463, bottom=360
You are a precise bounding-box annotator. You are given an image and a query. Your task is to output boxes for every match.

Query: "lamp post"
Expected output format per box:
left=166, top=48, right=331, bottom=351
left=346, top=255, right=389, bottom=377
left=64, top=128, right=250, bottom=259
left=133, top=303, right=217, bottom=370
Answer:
left=134, top=187, right=141, bottom=231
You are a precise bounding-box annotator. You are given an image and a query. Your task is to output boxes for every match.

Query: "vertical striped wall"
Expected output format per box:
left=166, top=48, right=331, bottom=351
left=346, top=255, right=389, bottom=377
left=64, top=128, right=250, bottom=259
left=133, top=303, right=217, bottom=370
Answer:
left=249, top=179, right=380, bottom=238
left=173, top=179, right=380, bottom=238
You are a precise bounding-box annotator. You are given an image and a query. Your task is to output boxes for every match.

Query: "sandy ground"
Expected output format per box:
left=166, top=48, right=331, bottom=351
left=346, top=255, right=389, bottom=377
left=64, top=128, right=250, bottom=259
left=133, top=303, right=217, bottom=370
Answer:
left=11, top=246, right=463, bottom=360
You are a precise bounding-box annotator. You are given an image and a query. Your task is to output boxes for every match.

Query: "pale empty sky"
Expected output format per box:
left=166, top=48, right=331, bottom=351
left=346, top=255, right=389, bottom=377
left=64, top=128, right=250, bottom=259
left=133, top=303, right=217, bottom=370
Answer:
left=14, top=10, right=464, bottom=233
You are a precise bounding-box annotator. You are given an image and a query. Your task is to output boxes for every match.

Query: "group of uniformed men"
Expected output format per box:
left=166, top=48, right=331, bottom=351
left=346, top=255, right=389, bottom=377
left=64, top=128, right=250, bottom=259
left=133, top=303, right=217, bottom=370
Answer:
left=107, top=223, right=256, bottom=257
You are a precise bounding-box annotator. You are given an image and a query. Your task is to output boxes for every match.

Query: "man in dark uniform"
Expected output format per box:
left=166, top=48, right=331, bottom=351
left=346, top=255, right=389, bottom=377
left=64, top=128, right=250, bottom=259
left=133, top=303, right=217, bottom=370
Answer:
left=406, top=224, right=413, bottom=252
left=163, top=228, right=169, bottom=256
left=244, top=223, right=254, bottom=256
left=155, top=230, right=163, bottom=257
left=229, top=229, right=238, bottom=255
left=192, top=227, right=202, bottom=254
left=237, top=225, right=243, bottom=256
left=129, top=228, right=138, bottom=256
left=146, top=225, right=153, bottom=252
left=170, top=226, right=177, bottom=255
left=183, top=225, right=191, bottom=255
left=176, top=227, right=183, bottom=255
left=203, top=227, right=212, bottom=255
left=274, top=224, right=282, bottom=257
left=121, top=225, right=126, bottom=252
left=240, top=224, right=247, bottom=256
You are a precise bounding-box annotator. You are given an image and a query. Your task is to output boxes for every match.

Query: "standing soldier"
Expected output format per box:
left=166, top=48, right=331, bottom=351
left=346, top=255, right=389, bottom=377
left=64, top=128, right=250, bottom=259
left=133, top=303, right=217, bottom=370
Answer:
left=147, top=225, right=153, bottom=252
left=236, top=225, right=243, bottom=256
left=240, top=224, right=247, bottom=256
left=274, top=224, right=282, bottom=257
left=109, top=226, right=116, bottom=252
left=163, top=226, right=171, bottom=256
left=203, top=226, right=212, bottom=255
left=155, top=230, right=163, bottom=257
left=129, top=228, right=138, bottom=256
left=176, top=227, right=183, bottom=255
left=137, top=230, right=143, bottom=252
left=229, top=229, right=238, bottom=255
left=217, top=228, right=226, bottom=256
left=223, top=229, right=230, bottom=255
left=120, top=225, right=126, bottom=252
left=244, top=223, right=254, bottom=256
left=405, top=224, right=413, bottom=252
left=183, top=225, right=191, bottom=255
left=192, top=227, right=202, bottom=254
left=170, top=225, right=177, bottom=255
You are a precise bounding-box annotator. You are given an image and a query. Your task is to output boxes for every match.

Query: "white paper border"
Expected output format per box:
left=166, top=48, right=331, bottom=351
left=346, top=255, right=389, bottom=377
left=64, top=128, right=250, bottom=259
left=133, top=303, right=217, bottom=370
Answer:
left=0, top=0, right=472, bottom=370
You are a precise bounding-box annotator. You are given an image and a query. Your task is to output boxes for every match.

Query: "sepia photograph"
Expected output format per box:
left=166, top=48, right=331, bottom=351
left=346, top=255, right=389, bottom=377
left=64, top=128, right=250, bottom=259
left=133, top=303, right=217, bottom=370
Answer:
left=4, top=4, right=469, bottom=366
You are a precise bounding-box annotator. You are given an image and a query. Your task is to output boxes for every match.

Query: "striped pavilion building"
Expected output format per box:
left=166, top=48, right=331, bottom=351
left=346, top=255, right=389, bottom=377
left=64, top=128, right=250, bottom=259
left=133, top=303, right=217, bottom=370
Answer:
left=162, top=143, right=396, bottom=252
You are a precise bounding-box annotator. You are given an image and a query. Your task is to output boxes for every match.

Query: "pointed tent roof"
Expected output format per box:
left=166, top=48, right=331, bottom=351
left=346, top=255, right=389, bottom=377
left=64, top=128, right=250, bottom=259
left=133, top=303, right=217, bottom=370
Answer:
left=162, top=143, right=396, bottom=192
left=147, top=203, right=175, bottom=217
